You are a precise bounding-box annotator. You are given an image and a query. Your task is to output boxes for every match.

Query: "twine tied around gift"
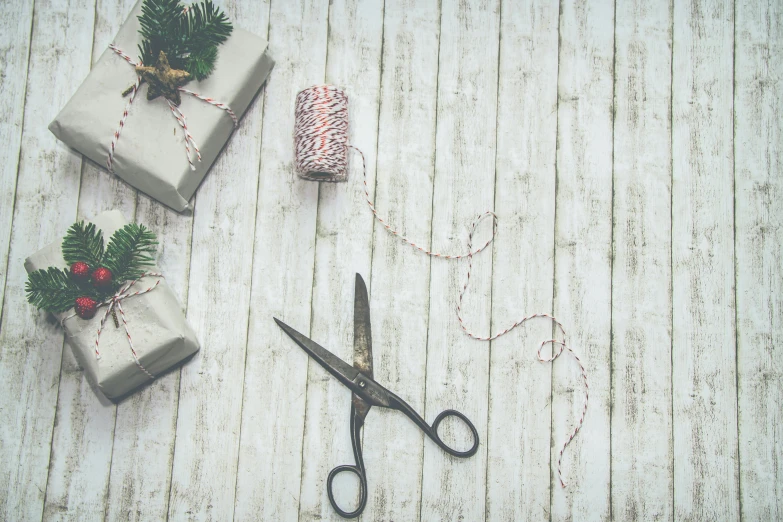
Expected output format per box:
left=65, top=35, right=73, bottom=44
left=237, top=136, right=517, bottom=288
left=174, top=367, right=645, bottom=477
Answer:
left=294, top=85, right=589, bottom=488
left=61, top=272, right=164, bottom=380
left=106, top=44, right=238, bottom=173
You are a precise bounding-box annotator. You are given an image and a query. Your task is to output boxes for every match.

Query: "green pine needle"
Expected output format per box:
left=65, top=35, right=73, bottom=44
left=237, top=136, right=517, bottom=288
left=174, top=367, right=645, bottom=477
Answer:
left=26, top=267, right=94, bottom=313
left=137, top=0, right=233, bottom=81
left=103, top=224, right=158, bottom=283
left=62, top=221, right=104, bottom=268
left=180, top=1, right=232, bottom=48
left=185, top=44, right=218, bottom=81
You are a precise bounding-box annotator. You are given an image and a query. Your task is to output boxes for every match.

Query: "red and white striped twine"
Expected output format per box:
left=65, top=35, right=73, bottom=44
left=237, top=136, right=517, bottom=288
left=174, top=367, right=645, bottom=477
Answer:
left=294, top=85, right=589, bottom=488
left=106, top=44, right=238, bottom=173
left=61, top=273, right=164, bottom=380
left=294, top=85, right=350, bottom=182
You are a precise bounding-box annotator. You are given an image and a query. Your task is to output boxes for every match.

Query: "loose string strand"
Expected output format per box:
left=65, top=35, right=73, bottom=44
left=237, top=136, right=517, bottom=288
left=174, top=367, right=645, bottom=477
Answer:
left=294, top=85, right=590, bottom=487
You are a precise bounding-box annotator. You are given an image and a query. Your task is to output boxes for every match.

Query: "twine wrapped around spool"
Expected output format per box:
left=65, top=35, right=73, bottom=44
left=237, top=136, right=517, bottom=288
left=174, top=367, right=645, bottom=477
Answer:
left=294, top=85, right=350, bottom=182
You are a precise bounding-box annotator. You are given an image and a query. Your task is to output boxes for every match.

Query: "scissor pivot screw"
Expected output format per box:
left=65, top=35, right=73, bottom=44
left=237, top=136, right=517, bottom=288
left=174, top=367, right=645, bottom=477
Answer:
left=359, top=381, right=366, bottom=388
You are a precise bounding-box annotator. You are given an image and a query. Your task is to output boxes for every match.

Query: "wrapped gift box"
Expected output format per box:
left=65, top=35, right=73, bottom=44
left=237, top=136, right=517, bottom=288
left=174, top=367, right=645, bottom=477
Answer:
left=49, top=0, right=274, bottom=211
left=25, top=210, right=199, bottom=399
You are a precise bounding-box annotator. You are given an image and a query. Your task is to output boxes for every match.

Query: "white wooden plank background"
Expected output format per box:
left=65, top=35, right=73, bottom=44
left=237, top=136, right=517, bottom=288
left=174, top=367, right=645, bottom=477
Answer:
left=611, top=0, right=673, bottom=520
left=0, top=0, right=781, bottom=521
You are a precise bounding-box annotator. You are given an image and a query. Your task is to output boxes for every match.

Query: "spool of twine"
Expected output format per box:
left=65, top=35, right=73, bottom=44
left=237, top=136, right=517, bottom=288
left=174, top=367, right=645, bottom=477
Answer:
left=294, top=85, right=350, bottom=181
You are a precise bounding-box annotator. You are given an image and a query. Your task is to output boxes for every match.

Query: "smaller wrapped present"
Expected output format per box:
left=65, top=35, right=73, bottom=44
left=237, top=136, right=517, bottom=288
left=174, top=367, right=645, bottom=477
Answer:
left=25, top=210, right=199, bottom=399
left=49, top=0, right=274, bottom=212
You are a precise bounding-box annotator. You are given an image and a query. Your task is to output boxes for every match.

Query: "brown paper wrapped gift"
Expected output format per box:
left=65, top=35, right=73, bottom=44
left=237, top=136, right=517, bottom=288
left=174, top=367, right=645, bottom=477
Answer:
left=49, top=0, right=274, bottom=211
left=25, top=210, right=199, bottom=399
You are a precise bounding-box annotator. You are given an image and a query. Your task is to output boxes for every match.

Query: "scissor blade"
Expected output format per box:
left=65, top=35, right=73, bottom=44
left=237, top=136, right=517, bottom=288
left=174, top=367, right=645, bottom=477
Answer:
left=353, top=274, right=374, bottom=421
left=353, top=274, right=373, bottom=379
left=274, top=318, right=359, bottom=389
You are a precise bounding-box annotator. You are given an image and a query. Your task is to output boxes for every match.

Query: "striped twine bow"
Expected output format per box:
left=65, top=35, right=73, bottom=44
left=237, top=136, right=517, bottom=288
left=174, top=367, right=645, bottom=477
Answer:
left=294, top=85, right=590, bottom=488
left=61, top=272, right=164, bottom=380
left=106, top=44, right=238, bottom=173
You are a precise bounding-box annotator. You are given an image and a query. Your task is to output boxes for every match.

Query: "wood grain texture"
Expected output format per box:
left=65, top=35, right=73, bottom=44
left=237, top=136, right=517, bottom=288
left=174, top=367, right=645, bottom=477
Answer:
left=551, top=1, right=614, bottom=520
left=672, top=0, right=739, bottom=519
left=610, top=0, right=673, bottom=520
left=166, top=1, right=270, bottom=518
left=419, top=1, right=499, bottom=520
left=232, top=0, right=325, bottom=520
left=0, top=0, right=96, bottom=519
left=297, top=1, right=384, bottom=519
left=361, top=0, right=440, bottom=519
left=735, top=0, right=782, bottom=519
left=105, top=197, right=194, bottom=522
left=41, top=1, right=138, bottom=518
left=3, top=1, right=783, bottom=520
left=0, top=0, right=34, bottom=322
left=486, top=0, right=559, bottom=520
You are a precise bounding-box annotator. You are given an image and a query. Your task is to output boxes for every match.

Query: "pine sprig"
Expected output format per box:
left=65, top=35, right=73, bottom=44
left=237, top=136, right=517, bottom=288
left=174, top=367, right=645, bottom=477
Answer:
left=26, top=222, right=159, bottom=315
left=26, top=267, right=95, bottom=313
left=180, top=1, right=232, bottom=49
left=102, top=224, right=158, bottom=283
left=137, top=0, right=233, bottom=81
left=62, top=221, right=104, bottom=268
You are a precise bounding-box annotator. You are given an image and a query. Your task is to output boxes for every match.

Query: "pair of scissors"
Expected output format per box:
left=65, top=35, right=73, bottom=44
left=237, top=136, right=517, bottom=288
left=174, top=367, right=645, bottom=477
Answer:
left=274, top=274, right=479, bottom=518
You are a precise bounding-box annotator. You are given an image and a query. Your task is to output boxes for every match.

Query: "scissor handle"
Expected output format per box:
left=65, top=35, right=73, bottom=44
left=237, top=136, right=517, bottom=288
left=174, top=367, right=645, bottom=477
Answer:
left=389, top=394, right=480, bottom=458
left=326, top=404, right=367, bottom=519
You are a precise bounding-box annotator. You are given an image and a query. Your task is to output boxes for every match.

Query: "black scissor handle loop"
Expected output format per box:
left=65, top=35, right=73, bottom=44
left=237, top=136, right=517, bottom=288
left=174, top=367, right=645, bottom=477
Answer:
left=387, top=393, right=480, bottom=459
left=327, top=402, right=368, bottom=519
left=326, top=464, right=367, bottom=519
left=430, top=409, right=480, bottom=458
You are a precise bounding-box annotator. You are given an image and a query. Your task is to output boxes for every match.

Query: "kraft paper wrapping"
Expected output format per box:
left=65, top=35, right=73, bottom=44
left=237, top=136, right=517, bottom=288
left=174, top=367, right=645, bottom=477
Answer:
left=49, top=0, right=274, bottom=212
left=24, top=210, right=199, bottom=399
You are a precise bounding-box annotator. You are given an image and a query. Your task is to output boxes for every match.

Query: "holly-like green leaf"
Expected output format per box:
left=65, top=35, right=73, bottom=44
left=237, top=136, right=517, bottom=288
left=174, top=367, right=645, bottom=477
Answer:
left=103, top=224, right=158, bottom=283
left=62, top=221, right=104, bottom=268
left=138, top=0, right=185, bottom=66
left=185, top=45, right=217, bottom=81
left=26, top=267, right=94, bottom=313
left=136, top=0, right=232, bottom=80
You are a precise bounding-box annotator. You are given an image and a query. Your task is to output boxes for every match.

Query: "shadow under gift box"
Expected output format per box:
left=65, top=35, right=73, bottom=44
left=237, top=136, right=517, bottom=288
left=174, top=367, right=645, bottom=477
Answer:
left=49, top=0, right=274, bottom=212
left=24, top=210, right=200, bottom=400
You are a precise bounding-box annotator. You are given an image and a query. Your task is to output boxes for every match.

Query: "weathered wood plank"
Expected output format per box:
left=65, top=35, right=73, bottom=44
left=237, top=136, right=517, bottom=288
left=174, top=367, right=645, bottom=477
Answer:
left=419, top=1, right=499, bottom=520
left=105, top=197, right=194, bottom=522
left=0, top=0, right=35, bottom=321
left=610, top=0, right=673, bottom=520
left=166, top=0, right=270, bottom=518
left=735, top=0, right=782, bottom=519
left=0, top=0, right=96, bottom=519
left=41, top=1, right=138, bottom=518
left=550, top=1, right=614, bottom=520
left=296, top=1, right=384, bottom=520
left=671, top=0, right=739, bottom=519
left=486, top=0, right=559, bottom=520
left=360, top=0, right=440, bottom=520
left=231, top=1, right=325, bottom=520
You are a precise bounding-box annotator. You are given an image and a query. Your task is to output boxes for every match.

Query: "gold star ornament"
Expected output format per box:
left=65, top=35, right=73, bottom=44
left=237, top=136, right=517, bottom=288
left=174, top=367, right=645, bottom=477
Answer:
left=135, top=51, right=191, bottom=106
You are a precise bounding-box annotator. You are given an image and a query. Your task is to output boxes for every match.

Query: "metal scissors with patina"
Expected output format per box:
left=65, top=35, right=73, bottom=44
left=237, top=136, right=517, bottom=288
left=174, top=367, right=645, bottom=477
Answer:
left=273, top=274, right=479, bottom=518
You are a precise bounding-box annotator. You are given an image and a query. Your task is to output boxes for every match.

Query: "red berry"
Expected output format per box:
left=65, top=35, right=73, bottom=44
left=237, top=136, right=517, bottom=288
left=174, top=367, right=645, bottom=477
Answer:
left=74, top=296, right=98, bottom=319
left=92, top=267, right=113, bottom=288
left=70, top=261, right=90, bottom=281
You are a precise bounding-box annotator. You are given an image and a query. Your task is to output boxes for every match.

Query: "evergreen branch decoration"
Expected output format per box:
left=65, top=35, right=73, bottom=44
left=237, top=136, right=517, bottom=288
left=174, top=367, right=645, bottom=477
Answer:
left=103, top=224, right=158, bottom=283
left=62, top=222, right=104, bottom=268
left=137, top=0, right=233, bottom=81
left=26, top=267, right=92, bottom=313
left=26, top=222, right=159, bottom=315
